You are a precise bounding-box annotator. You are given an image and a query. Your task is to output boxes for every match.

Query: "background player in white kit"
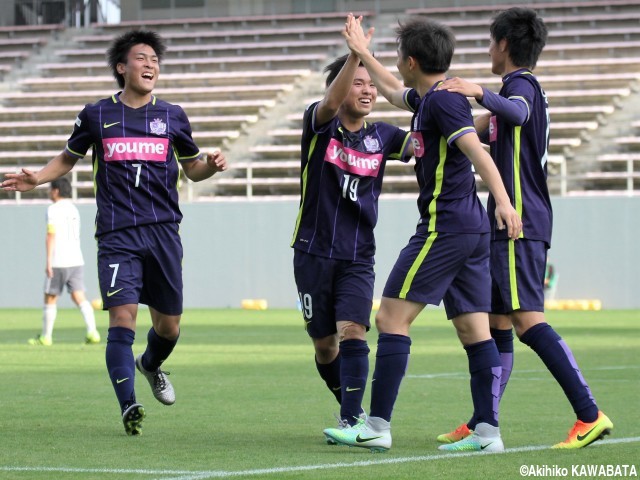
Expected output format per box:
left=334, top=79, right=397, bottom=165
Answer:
left=28, top=176, right=100, bottom=346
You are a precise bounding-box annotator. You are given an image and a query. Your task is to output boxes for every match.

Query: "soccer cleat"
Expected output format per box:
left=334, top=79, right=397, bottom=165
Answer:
left=436, top=423, right=473, bottom=443
left=552, top=411, right=613, bottom=449
left=325, top=410, right=367, bottom=445
left=85, top=331, right=101, bottom=344
left=438, top=422, right=504, bottom=453
left=135, top=354, right=175, bottom=405
left=323, top=417, right=391, bottom=453
left=122, top=403, right=145, bottom=436
left=28, top=334, right=52, bottom=346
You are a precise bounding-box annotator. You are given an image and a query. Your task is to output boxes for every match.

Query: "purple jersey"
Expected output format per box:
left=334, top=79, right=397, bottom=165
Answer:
left=483, top=69, right=552, bottom=245
left=65, top=93, right=201, bottom=237
left=291, top=101, right=411, bottom=263
left=403, top=85, right=489, bottom=234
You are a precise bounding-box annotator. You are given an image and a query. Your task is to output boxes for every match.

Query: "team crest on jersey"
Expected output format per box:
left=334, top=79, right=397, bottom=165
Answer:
left=363, top=135, right=379, bottom=153
left=150, top=118, right=166, bottom=135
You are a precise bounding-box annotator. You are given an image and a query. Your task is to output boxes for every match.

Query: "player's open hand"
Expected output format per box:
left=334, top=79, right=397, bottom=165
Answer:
left=0, top=168, right=38, bottom=192
left=436, top=77, right=483, bottom=100
left=494, top=203, right=522, bottom=240
left=206, top=150, right=227, bottom=172
left=342, top=13, right=374, bottom=56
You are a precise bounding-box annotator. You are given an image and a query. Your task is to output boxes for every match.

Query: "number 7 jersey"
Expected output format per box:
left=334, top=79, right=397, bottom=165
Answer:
left=65, top=93, right=201, bottom=237
left=291, top=102, right=412, bottom=263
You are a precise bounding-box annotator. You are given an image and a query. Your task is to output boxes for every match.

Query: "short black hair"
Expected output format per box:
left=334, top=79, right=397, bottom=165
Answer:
left=323, top=53, right=367, bottom=88
left=51, top=177, right=72, bottom=198
left=490, top=7, right=547, bottom=69
left=106, top=30, right=166, bottom=88
left=396, top=18, right=455, bottom=74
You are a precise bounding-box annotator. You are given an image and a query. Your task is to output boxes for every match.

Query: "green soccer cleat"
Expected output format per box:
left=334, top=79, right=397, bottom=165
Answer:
left=438, top=423, right=504, bottom=453
left=122, top=403, right=145, bottom=436
left=85, top=331, right=101, bottom=344
left=436, top=423, right=473, bottom=443
left=28, top=334, right=52, bottom=346
left=323, top=417, right=391, bottom=453
left=135, top=354, right=175, bottom=405
left=325, top=410, right=367, bottom=445
left=552, top=411, right=613, bottom=449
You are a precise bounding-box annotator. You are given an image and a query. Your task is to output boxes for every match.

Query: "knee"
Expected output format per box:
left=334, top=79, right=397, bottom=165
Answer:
left=313, top=335, right=339, bottom=363
left=337, top=321, right=366, bottom=342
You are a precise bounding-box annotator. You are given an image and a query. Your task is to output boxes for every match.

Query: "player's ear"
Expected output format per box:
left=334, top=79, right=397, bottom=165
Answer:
left=116, top=62, right=126, bottom=75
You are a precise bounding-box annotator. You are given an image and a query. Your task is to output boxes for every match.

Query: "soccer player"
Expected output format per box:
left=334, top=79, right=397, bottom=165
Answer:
left=323, top=15, right=522, bottom=453
left=291, top=18, right=412, bottom=440
left=435, top=7, right=613, bottom=449
left=28, top=177, right=100, bottom=346
left=1, top=30, right=227, bottom=436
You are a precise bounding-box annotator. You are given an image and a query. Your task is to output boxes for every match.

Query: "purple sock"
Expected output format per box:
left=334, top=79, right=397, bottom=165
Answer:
left=468, top=329, right=513, bottom=429
left=369, top=333, right=411, bottom=422
left=465, top=339, right=501, bottom=427
left=520, top=322, right=598, bottom=423
left=315, top=354, right=342, bottom=404
left=339, top=339, right=370, bottom=425
left=491, top=327, right=514, bottom=399
left=141, top=327, right=178, bottom=372
left=106, top=327, right=136, bottom=412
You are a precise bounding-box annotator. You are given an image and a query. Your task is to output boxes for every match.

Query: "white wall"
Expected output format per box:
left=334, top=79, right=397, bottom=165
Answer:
left=0, top=196, right=638, bottom=310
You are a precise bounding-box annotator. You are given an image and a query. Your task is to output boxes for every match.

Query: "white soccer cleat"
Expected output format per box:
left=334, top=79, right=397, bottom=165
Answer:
left=323, top=416, right=391, bottom=453
left=135, top=354, right=175, bottom=405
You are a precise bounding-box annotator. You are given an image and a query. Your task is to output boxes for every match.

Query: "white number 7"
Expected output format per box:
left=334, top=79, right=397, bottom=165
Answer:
left=109, top=263, right=120, bottom=288
left=132, top=163, right=142, bottom=187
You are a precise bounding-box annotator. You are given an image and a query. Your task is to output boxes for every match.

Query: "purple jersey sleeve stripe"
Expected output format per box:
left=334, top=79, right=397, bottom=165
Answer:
left=446, top=126, right=475, bottom=145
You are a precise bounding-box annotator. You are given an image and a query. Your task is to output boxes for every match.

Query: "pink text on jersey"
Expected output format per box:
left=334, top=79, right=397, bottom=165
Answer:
left=324, top=138, right=382, bottom=177
left=103, top=137, right=169, bottom=162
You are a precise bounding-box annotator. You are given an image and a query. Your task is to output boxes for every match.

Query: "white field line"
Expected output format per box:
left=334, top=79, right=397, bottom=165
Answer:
left=406, top=364, right=640, bottom=379
left=1, top=436, right=638, bottom=480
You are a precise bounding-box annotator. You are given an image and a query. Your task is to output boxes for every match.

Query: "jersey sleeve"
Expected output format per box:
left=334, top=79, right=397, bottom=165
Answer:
left=480, top=81, right=532, bottom=126
left=302, top=101, right=335, bottom=140
left=173, top=106, right=201, bottom=163
left=65, top=107, right=93, bottom=159
left=403, top=88, right=420, bottom=112
left=387, top=128, right=413, bottom=162
left=431, top=91, right=476, bottom=146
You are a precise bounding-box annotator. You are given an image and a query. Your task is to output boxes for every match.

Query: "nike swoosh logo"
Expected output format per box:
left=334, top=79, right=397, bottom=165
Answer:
left=346, top=387, right=361, bottom=392
left=480, top=442, right=493, bottom=450
left=356, top=434, right=383, bottom=443
left=576, top=426, right=598, bottom=442
left=107, top=288, right=123, bottom=297
left=116, top=377, right=129, bottom=384
left=331, top=387, right=341, bottom=391
left=103, top=122, right=120, bottom=128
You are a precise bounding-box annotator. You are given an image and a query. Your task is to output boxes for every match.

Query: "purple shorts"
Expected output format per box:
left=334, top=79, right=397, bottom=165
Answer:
left=383, top=230, right=491, bottom=319
left=293, top=249, right=373, bottom=338
left=97, top=223, right=183, bottom=315
left=491, top=239, right=547, bottom=314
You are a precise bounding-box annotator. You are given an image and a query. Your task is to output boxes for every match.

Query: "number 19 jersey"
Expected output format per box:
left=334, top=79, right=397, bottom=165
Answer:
left=65, top=93, right=201, bottom=237
left=291, top=102, right=412, bottom=263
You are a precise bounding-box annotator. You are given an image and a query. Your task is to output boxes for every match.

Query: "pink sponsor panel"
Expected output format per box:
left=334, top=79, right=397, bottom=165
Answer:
left=102, top=137, right=169, bottom=162
left=411, top=131, right=425, bottom=157
left=323, top=138, right=382, bottom=177
left=489, top=115, right=497, bottom=143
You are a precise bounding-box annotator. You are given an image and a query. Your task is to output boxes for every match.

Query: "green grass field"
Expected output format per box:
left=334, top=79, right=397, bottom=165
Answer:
left=1, top=308, right=638, bottom=480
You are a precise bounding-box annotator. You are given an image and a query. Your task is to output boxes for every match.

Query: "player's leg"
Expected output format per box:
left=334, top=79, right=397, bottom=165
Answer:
left=509, top=239, right=612, bottom=448
left=515, top=310, right=612, bottom=448
left=30, top=269, right=64, bottom=345
left=98, top=228, right=145, bottom=434
left=439, top=233, right=504, bottom=453
left=334, top=260, right=375, bottom=426
left=294, top=250, right=343, bottom=406
left=136, top=224, right=183, bottom=406
left=69, top=266, right=100, bottom=343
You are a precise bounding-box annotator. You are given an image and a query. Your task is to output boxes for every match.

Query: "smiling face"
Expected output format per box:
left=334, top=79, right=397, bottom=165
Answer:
left=117, top=43, right=159, bottom=97
left=340, top=66, right=377, bottom=118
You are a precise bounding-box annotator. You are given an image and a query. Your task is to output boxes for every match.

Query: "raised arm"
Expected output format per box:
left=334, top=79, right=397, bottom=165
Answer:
left=1, top=151, right=77, bottom=192
left=343, top=14, right=411, bottom=111
left=315, top=51, right=362, bottom=126
left=455, top=132, right=522, bottom=240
